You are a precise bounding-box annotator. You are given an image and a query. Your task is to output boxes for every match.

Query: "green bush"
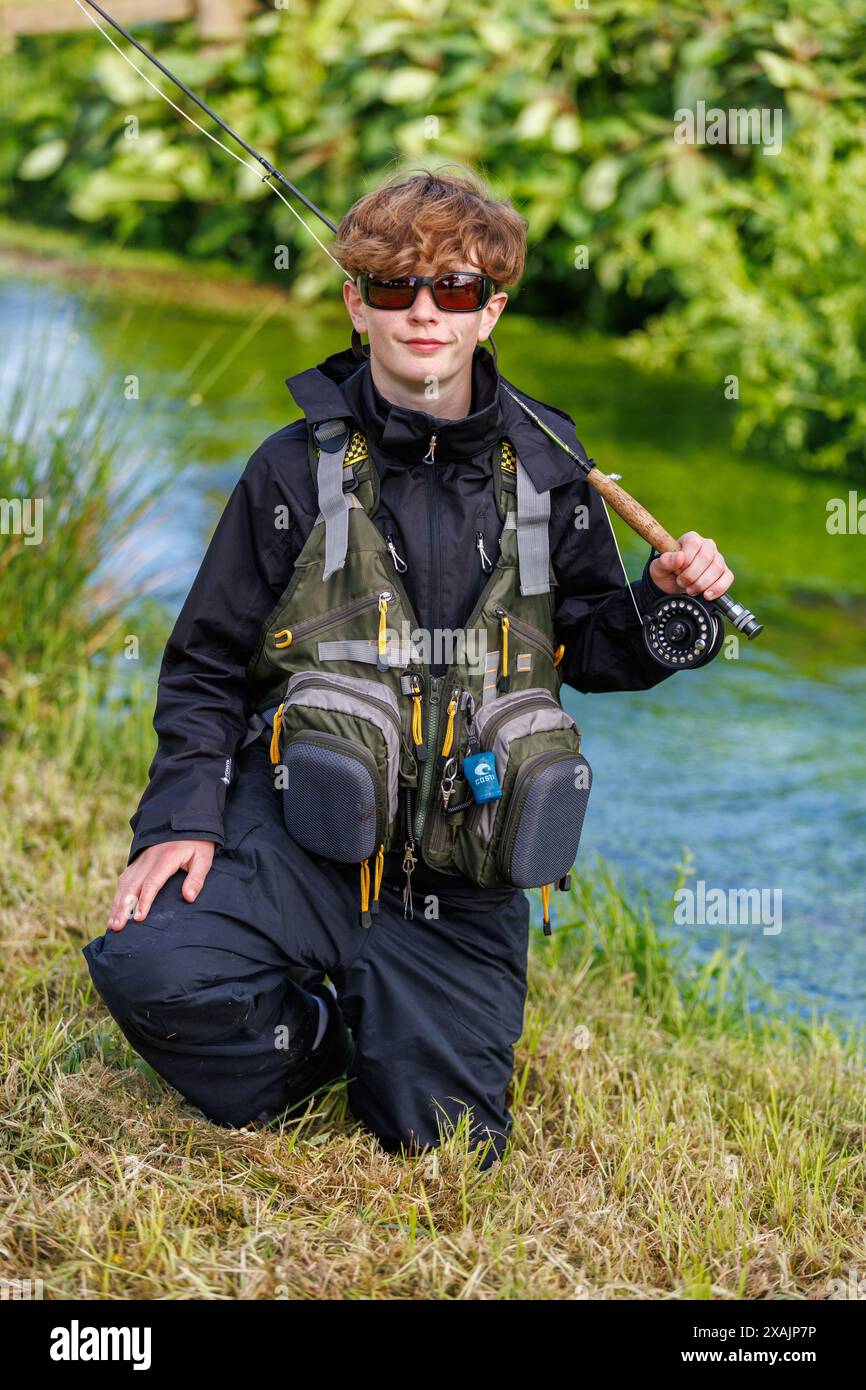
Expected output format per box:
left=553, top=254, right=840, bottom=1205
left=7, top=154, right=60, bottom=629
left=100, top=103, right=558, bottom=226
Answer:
left=2, top=0, right=865, bottom=473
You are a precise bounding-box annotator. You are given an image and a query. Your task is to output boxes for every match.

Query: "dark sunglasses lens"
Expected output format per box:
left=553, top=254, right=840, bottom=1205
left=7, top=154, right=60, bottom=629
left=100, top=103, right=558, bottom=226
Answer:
left=435, top=274, right=486, bottom=310
left=364, top=278, right=416, bottom=308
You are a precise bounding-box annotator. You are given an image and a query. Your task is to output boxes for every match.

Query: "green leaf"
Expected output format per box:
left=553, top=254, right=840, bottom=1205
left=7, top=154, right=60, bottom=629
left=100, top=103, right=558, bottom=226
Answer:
left=756, top=49, right=820, bottom=92
left=18, top=139, right=68, bottom=181
left=581, top=157, right=622, bottom=212
left=380, top=67, right=437, bottom=104
left=551, top=112, right=582, bottom=153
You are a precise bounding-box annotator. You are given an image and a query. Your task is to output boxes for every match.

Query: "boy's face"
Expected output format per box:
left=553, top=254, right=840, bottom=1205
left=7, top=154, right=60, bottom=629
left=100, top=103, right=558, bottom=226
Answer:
left=343, top=258, right=508, bottom=394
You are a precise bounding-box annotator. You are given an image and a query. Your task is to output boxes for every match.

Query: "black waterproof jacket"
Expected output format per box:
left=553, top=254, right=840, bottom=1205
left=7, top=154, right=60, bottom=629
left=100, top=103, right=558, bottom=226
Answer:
left=128, top=343, right=674, bottom=867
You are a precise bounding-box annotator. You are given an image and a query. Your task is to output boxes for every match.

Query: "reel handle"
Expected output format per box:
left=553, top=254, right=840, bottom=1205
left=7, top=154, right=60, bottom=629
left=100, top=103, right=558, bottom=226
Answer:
left=585, top=467, right=763, bottom=640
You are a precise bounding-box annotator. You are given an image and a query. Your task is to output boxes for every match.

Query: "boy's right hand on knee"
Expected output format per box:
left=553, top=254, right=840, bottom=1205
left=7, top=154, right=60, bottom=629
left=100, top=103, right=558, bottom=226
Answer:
left=107, top=840, right=216, bottom=930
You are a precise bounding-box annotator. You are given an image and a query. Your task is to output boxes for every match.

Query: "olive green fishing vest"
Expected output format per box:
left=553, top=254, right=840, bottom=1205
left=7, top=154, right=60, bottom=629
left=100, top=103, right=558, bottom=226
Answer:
left=246, top=418, right=591, bottom=928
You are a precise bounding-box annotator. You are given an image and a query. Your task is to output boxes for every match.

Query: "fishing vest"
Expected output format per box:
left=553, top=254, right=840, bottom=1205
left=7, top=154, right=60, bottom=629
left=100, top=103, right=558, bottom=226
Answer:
left=246, top=417, right=592, bottom=928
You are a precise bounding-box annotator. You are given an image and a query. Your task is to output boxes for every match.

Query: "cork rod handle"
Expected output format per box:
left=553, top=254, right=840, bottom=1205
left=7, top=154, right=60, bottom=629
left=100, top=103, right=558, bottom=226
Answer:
left=585, top=467, right=678, bottom=555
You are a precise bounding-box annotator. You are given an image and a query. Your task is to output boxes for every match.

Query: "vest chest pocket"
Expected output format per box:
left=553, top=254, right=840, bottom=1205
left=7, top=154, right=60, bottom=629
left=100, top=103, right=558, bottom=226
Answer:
left=455, top=687, right=592, bottom=890
left=269, top=672, right=402, bottom=864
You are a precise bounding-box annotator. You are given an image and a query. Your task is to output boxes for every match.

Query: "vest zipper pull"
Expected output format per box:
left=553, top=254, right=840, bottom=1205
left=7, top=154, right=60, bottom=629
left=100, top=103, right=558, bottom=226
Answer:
left=495, top=607, right=511, bottom=693
left=385, top=532, right=408, bottom=573
left=404, top=672, right=427, bottom=761
left=541, top=882, right=552, bottom=936
left=422, top=430, right=438, bottom=465
left=475, top=530, right=493, bottom=573
left=269, top=701, right=285, bottom=765
left=359, top=857, right=372, bottom=928
left=371, top=843, right=384, bottom=915
left=376, top=589, right=392, bottom=671
left=436, top=687, right=459, bottom=769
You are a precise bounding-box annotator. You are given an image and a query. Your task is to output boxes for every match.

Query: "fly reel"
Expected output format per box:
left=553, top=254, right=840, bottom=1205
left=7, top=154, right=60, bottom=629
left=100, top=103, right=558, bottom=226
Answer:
left=642, top=594, right=725, bottom=670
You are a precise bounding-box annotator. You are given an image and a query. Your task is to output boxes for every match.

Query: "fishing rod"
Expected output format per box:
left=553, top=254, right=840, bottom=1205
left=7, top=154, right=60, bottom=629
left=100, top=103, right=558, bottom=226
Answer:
left=500, top=386, right=764, bottom=665
left=74, top=0, right=764, bottom=669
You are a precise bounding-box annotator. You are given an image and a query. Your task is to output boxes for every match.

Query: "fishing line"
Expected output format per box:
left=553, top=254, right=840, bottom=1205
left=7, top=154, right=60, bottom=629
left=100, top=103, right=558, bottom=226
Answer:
left=71, top=0, right=763, bottom=656
left=597, top=493, right=645, bottom=625
left=72, top=0, right=352, bottom=281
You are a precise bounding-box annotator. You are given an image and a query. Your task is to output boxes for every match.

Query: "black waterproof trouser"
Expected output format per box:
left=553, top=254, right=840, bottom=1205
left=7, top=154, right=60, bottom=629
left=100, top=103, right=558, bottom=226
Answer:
left=82, top=736, right=531, bottom=1168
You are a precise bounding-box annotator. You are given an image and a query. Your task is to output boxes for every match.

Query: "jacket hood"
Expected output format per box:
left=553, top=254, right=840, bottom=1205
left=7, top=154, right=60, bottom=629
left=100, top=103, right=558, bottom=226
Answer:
left=285, top=342, right=586, bottom=492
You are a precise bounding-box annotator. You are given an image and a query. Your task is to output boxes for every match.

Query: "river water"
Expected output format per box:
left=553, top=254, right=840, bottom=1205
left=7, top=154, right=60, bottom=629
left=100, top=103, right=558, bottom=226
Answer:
left=3, top=276, right=864, bottom=1028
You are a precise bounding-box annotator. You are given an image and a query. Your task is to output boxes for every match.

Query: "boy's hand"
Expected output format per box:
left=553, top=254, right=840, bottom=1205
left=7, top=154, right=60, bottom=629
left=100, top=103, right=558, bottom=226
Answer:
left=107, top=840, right=216, bottom=931
left=649, top=531, right=734, bottom=602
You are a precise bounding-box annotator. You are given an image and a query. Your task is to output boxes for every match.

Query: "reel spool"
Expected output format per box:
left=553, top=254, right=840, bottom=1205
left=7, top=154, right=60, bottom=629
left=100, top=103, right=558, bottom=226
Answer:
left=642, top=594, right=725, bottom=670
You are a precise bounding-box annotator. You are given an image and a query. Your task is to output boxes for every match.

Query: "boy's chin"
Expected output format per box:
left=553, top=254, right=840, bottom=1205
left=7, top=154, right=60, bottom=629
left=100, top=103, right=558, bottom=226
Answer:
left=390, top=343, right=465, bottom=379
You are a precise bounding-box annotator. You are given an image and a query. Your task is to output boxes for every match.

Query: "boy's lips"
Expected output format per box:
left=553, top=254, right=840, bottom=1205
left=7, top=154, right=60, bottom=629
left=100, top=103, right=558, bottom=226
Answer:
left=404, top=338, right=447, bottom=351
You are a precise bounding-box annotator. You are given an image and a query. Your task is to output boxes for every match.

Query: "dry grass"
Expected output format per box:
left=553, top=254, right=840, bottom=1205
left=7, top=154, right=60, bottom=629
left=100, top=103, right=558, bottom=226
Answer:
left=1, top=746, right=864, bottom=1301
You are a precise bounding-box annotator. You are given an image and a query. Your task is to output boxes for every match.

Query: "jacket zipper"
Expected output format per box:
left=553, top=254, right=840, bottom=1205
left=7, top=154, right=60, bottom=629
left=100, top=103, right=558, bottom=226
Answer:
left=476, top=530, right=493, bottom=573
left=272, top=589, right=391, bottom=650
left=423, top=430, right=442, bottom=673
left=385, top=532, right=408, bottom=573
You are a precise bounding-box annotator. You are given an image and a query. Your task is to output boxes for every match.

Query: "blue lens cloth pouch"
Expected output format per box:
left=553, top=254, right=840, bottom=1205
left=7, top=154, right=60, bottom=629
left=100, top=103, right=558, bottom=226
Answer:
left=463, top=752, right=502, bottom=804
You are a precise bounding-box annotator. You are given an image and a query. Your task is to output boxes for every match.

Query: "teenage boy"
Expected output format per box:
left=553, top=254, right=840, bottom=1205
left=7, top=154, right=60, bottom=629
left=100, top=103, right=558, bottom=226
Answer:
left=84, top=170, right=733, bottom=1169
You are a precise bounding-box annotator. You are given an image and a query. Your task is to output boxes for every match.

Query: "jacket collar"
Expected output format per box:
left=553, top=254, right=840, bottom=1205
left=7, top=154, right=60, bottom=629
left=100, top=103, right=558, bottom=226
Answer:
left=285, top=343, right=581, bottom=491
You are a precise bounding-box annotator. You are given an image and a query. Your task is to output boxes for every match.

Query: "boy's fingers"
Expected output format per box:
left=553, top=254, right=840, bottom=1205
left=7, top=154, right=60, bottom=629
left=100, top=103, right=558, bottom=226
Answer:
left=133, top=862, right=178, bottom=922
left=182, top=845, right=214, bottom=902
left=655, top=549, right=685, bottom=571
left=107, top=868, right=147, bottom=930
left=705, top=566, right=735, bottom=601
left=107, top=891, right=140, bottom=932
left=676, top=540, right=717, bottom=587
left=682, top=553, right=724, bottom=596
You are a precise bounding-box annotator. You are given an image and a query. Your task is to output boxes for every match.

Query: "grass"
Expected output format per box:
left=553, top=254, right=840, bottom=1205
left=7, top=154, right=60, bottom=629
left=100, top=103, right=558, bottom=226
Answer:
left=1, top=308, right=864, bottom=1301
left=1, top=743, right=864, bottom=1300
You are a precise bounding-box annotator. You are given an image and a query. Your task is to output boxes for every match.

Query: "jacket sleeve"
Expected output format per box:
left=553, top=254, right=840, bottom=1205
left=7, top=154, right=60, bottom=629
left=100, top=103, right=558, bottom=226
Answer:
left=127, top=448, right=299, bottom=863
left=550, top=471, right=677, bottom=694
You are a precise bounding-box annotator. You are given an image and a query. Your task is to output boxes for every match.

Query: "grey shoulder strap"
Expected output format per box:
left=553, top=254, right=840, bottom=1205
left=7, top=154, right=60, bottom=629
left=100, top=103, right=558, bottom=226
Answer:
left=515, top=453, right=551, bottom=595
left=314, top=420, right=352, bottom=580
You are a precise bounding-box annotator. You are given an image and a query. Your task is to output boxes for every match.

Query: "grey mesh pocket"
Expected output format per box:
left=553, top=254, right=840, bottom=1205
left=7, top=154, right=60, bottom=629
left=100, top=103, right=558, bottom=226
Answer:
left=282, top=731, right=382, bottom=862
left=497, top=750, right=592, bottom=888
left=270, top=672, right=402, bottom=860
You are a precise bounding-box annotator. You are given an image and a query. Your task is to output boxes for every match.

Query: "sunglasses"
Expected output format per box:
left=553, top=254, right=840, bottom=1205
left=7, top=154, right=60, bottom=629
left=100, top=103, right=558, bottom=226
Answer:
left=356, top=271, right=496, bottom=313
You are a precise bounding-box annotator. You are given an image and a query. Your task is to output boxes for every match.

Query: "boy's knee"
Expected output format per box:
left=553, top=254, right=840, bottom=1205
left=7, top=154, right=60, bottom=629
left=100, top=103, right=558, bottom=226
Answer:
left=82, top=924, right=225, bottom=1043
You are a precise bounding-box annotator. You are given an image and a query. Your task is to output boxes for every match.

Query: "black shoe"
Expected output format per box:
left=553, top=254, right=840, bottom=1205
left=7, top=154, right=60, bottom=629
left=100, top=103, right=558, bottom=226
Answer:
left=278, top=983, right=355, bottom=1117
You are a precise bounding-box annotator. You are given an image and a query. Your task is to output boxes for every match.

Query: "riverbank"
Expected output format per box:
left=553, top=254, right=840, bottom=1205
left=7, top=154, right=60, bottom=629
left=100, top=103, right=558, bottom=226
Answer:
left=0, top=740, right=863, bottom=1300
left=2, top=244, right=864, bottom=1297
left=0, top=215, right=341, bottom=323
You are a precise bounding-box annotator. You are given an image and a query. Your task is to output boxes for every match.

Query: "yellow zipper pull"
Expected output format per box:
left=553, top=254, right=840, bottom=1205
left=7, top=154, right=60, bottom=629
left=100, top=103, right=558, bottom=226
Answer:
left=437, top=691, right=458, bottom=766
left=553, top=643, right=565, bottom=667
left=274, top=628, right=292, bottom=649
left=377, top=589, right=392, bottom=671
left=371, top=842, right=385, bottom=916
left=269, top=701, right=285, bottom=764
left=496, top=609, right=510, bottom=693
left=403, top=672, right=427, bottom=762
left=360, top=857, right=372, bottom=928
left=541, top=882, right=552, bottom=936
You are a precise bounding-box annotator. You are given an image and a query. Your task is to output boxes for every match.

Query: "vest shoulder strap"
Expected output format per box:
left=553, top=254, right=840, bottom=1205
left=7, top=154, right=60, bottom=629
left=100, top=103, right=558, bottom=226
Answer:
left=307, top=418, right=380, bottom=518
left=307, top=420, right=550, bottom=594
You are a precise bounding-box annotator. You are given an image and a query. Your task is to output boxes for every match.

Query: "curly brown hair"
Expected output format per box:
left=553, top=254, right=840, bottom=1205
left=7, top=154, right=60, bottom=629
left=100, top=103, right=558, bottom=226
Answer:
left=332, top=165, right=528, bottom=288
